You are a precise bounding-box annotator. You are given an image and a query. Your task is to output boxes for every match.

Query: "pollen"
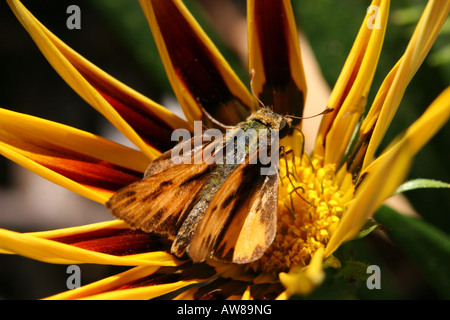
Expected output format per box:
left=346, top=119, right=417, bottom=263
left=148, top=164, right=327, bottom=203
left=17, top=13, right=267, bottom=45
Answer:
left=248, top=154, right=347, bottom=276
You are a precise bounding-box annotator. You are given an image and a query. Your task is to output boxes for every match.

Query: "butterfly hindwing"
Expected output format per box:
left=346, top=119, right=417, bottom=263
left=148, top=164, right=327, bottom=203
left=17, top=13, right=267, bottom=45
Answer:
left=188, top=153, right=278, bottom=264
left=214, top=173, right=278, bottom=263
left=169, top=128, right=245, bottom=256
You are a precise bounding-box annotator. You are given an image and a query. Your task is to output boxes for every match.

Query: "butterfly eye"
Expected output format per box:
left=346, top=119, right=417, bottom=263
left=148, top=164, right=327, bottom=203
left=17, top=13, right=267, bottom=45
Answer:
left=278, top=118, right=291, bottom=139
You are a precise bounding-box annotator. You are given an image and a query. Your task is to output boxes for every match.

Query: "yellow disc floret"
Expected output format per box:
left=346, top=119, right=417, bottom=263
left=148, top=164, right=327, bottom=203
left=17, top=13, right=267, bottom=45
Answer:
left=249, top=154, right=346, bottom=276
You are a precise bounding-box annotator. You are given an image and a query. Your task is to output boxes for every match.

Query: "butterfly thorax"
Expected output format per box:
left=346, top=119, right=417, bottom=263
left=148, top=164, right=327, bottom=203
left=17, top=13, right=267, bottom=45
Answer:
left=244, top=107, right=291, bottom=139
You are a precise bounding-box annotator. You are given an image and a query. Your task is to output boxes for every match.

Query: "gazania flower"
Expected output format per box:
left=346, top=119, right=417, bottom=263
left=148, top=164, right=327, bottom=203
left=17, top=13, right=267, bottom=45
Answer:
left=1, top=0, right=449, bottom=300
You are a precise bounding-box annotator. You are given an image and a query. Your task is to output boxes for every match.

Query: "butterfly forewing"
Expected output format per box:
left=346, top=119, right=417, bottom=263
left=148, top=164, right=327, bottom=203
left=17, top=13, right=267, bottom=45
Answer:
left=106, top=162, right=211, bottom=239
left=144, top=134, right=212, bottom=178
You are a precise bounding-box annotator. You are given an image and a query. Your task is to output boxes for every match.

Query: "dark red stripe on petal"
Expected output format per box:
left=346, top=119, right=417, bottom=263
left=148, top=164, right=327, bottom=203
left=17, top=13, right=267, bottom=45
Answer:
left=72, top=62, right=183, bottom=153
left=51, top=228, right=171, bottom=256
left=115, top=262, right=216, bottom=290
left=8, top=136, right=143, bottom=192
left=43, top=157, right=142, bottom=192
left=253, top=0, right=304, bottom=118
left=255, top=2, right=290, bottom=87
left=99, top=92, right=178, bottom=152
left=151, top=0, right=250, bottom=126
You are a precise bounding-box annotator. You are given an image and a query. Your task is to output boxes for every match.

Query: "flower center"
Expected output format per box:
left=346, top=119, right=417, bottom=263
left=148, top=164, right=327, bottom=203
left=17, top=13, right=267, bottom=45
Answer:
left=248, top=154, right=346, bottom=276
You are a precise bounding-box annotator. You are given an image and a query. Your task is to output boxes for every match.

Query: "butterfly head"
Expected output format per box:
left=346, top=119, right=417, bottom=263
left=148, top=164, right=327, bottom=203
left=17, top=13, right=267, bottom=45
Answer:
left=248, top=107, right=292, bottom=137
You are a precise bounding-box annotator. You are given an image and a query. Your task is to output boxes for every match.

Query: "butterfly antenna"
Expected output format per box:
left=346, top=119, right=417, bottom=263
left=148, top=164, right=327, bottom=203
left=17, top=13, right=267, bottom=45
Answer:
left=250, top=69, right=268, bottom=109
left=198, top=104, right=234, bottom=130
left=288, top=107, right=334, bottom=121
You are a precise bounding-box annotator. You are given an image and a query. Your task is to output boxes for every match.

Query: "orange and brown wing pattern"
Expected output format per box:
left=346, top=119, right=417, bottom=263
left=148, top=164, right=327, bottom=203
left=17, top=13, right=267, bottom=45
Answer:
left=106, top=162, right=211, bottom=240
left=188, top=159, right=278, bottom=264
left=214, top=173, right=278, bottom=263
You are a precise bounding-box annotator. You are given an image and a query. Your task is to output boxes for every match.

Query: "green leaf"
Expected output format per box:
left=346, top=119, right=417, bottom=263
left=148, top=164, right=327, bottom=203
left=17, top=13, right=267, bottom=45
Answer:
left=351, top=220, right=385, bottom=240
left=335, top=260, right=370, bottom=283
left=374, top=205, right=450, bottom=298
left=393, top=178, right=450, bottom=195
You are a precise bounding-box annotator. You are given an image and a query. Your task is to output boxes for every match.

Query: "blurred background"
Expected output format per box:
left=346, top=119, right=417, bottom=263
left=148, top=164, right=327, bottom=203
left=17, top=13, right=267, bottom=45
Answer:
left=0, top=0, right=449, bottom=299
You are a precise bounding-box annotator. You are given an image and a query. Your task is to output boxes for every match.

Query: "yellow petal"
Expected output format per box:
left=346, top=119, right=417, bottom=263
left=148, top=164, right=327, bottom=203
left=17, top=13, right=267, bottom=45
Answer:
left=77, top=281, right=200, bottom=300
left=399, top=87, right=450, bottom=155
left=275, top=291, right=289, bottom=300
left=0, top=226, right=178, bottom=267
left=248, top=0, right=307, bottom=119
left=315, top=0, right=389, bottom=165
left=7, top=0, right=189, bottom=159
left=0, top=108, right=148, bottom=203
left=279, top=247, right=325, bottom=297
left=332, top=87, right=450, bottom=255
left=139, top=0, right=254, bottom=126
left=360, top=0, right=450, bottom=171
left=241, top=286, right=253, bottom=300
left=45, top=265, right=159, bottom=300
left=365, top=87, right=450, bottom=178
left=47, top=263, right=216, bottom=300
left=25, top=219, right=127, bottom=239
left=325, top=138, right=412, bottom=257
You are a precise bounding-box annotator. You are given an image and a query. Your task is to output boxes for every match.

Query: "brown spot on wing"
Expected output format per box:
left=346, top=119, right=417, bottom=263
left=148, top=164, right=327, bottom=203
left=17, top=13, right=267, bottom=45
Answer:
left=106, top=162, right=211, bottom=239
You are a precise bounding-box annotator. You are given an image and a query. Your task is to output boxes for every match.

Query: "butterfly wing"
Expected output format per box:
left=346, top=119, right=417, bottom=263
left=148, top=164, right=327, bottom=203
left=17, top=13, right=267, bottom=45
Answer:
left=215, top=173, right=278, bottom=263
left=106, top=128, right=231, bottom=244
left=143, top=134, right=210, bottom=178
left=188, top=155, right=278, bottom=264
left=106, top=161, right=211, bottom=239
